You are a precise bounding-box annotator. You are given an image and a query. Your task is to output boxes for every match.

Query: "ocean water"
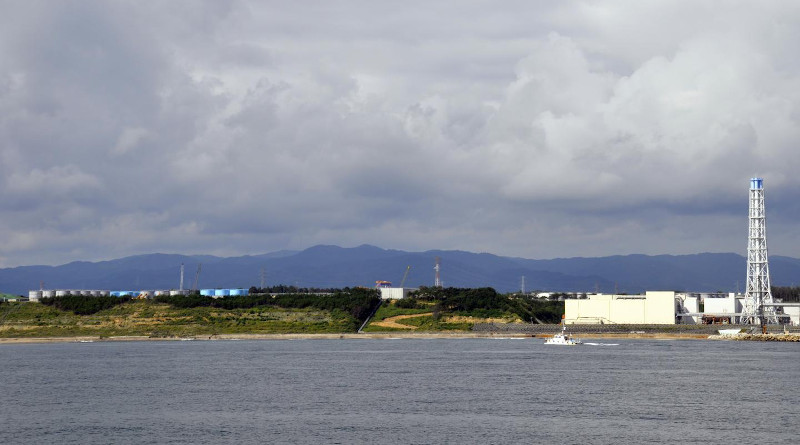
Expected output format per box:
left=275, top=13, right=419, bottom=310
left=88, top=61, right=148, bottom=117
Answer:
left=1, top=338, right=797, bottom=444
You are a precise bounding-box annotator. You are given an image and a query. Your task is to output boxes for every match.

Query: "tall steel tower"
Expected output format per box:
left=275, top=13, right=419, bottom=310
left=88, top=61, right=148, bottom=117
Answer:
left=434, top=256, right=442, bottom=288
left=741, top=178, right=777, bottom=325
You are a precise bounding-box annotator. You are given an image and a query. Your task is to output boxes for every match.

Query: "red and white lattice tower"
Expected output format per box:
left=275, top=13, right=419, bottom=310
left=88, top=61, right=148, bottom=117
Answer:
left=741, top=178, right=777, bottom=325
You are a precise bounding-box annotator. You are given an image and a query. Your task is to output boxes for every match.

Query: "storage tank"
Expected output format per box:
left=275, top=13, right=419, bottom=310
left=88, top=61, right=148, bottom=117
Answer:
left=98, top=290, right=110, bottom=297
left=170, top=290, right=189, bottom=296
left=154, top=290, right=168, bottom=297
left=200, top=289, right=215, bottom=297
left=28, top=291, right=43, bottom=301
left=214, top=289, right=229, bottom=298
left=56, top=290, right=70, bottom=297
left=42, top=290, right=56, bottom=298
left=228, top=288, right=248, bottom=297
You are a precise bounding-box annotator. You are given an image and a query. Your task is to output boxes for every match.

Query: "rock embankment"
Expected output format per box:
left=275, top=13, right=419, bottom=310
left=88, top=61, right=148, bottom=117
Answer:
left=708, top=333, right=800, bottom=342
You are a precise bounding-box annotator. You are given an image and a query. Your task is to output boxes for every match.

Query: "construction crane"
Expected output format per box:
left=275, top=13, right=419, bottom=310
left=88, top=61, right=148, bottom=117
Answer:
left=192, top=264, right=202, bottom=291
left=400, top=265, right=411, bottom=288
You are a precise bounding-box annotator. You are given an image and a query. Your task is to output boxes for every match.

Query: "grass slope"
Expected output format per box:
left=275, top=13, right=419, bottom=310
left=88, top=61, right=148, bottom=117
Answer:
left=0, top=300, right=358, bottom=338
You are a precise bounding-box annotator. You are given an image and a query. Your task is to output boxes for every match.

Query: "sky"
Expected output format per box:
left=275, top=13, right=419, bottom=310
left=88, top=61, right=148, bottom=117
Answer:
left=1, top=1, right=800, bottom=267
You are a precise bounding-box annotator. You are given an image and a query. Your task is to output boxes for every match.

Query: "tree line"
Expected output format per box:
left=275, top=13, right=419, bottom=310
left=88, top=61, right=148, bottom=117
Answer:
left=408, top=286, right=564, bottom=323
left=772, top=286, right=800, bottom=302
left=155, top=287, right=380, bottom=321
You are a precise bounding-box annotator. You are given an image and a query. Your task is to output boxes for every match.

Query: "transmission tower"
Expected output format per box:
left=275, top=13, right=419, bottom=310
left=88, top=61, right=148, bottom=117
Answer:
left=740, top=178, right=777, bottom=325
left=434, top=256, right=442, bottom=288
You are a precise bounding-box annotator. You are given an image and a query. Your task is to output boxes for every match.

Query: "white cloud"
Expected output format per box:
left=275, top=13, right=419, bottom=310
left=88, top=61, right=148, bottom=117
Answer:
left=1, top=1, right=799, bottom=266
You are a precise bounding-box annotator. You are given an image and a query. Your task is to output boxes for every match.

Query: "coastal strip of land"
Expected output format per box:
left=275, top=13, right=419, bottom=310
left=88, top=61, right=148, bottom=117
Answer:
left=5, top=331, right=791, bottom=344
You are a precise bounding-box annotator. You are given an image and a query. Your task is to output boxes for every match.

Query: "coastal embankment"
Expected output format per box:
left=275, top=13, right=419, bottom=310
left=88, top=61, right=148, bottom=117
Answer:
left=708, top=333, right=800, bottom=342
left=0, top=330, right=763, bottom=344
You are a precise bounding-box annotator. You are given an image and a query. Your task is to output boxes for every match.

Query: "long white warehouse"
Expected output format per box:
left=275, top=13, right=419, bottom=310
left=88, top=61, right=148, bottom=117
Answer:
left=565, top=291, right=677, bottom=325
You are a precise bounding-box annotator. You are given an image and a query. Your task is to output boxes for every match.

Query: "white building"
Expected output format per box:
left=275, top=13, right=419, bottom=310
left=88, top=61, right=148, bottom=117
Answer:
left=675, top=293, right=700, bottom=324
left=565, top=291, right=678, bottom=325
left=379, top=287, right=410, bottom=300
left=702, top=293, right=742, bottom=323
left=781, top=306, right=800, bottom=326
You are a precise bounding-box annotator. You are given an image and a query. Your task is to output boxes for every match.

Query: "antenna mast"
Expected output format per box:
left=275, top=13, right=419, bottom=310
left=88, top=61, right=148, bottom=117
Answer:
left=192, top=264, right=202, bottom=291
left=434, top=256, right=442, bottom=288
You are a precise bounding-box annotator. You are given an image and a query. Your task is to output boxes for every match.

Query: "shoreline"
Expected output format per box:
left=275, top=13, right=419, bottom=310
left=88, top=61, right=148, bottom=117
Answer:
left=0, top=331, right=723, bottom=344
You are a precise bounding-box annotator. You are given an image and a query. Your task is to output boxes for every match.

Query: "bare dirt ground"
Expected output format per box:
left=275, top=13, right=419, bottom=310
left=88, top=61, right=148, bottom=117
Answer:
left=371, top=313, right=432, bottom=330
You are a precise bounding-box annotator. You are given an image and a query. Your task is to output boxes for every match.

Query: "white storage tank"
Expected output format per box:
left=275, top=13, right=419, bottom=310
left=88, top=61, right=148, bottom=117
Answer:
left=42, top=290, right=56, bottom=298
left=170, top=290, right=189, bottom=296
left=56, top=290, right=70, bottom=297
left=28, top=291, right=43, bottom=302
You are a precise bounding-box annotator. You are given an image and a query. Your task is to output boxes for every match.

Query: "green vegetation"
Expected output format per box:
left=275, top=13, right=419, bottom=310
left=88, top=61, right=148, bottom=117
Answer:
left=0, top=288, right=380, bottom=338
left=362, top=287, right=564, bottom=332
left=772, top=286, right=800, bottom=302
left=0, top=287, right=568, bottom=337
left=414, top=286, right=564, bottom=323
left=40, top=295, right=132, bottom=315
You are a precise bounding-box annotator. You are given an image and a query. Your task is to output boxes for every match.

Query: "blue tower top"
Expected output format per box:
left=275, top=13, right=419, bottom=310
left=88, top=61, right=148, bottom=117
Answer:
left=750, top=178, right=763, bottom=190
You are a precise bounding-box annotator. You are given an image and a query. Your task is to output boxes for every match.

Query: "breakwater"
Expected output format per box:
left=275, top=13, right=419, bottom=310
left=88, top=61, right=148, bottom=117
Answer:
left=708, top=333, right=800, bottom=342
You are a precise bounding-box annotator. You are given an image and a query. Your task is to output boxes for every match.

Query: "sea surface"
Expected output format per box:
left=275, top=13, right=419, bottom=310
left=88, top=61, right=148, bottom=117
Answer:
left=1, top=338, right=798, bottom=444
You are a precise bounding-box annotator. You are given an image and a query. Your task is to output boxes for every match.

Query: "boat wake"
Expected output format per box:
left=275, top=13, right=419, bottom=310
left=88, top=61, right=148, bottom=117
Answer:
left=583, top=342, right=619, bottom=346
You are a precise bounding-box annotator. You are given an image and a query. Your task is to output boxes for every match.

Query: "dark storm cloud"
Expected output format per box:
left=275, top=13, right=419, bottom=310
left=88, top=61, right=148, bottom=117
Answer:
left=1, top=1, right=800, bottom=266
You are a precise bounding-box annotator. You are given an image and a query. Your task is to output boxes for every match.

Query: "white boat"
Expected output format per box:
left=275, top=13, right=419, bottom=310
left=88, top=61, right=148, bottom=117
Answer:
left=545, top=321, right=582, bottom=346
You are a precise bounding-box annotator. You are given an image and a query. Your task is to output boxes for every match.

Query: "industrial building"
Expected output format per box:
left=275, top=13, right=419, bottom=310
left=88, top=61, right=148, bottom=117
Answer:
left=565, top=291, right=799, bottom=326
left=379, top=287, right=410, bottom=300
left=565, top=291, right=678, bottom=325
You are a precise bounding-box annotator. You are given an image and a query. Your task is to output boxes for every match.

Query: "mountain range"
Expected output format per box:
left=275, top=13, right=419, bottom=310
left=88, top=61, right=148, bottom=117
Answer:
left=2, top=244, right=799, bottom=296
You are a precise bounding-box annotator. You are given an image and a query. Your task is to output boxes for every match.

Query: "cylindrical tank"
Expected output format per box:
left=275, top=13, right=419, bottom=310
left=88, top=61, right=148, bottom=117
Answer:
left=200, top=289, right=215, bottom=297
left=98, top=290, right=110, bottom=297
left=170, top=290, right=189, bottom=296
left=214, top=289, right=229, bottom=298
left=56, top=290, right=70, bottom=297
left=228, top=288, right=248, bottom=297
left=42, top=290, right=56, bottom=298
left=28, top=291, right=43, bottom=301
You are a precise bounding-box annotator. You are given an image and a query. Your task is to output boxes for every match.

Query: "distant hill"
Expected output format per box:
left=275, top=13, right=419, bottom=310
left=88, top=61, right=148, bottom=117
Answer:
left=1, top=245, right=799, bottom=296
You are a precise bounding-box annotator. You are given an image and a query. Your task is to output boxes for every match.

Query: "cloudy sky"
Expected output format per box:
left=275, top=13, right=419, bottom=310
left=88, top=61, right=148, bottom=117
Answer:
left=1, top=1, right=800, bottom=267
